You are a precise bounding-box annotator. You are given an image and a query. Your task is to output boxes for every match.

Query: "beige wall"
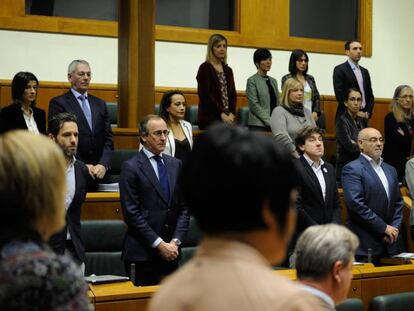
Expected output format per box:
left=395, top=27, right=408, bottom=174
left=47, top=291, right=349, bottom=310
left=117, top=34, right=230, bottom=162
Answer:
left=0, top=0, right=413, bottom=98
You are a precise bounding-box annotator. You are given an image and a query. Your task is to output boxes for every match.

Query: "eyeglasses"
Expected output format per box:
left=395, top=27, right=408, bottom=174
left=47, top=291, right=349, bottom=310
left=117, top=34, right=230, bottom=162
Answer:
left=150, top=130, right=170, bottom=137
left=297, top=59, right=308, bottom=63
left=348, top=97, right=362, bottom=102
left=361, top=137, right=385, bottom=143
left=398, top=95, right=414, bottom=100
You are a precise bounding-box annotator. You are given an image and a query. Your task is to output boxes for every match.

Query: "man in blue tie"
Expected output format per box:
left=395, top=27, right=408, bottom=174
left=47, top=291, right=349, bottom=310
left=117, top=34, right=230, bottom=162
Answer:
left=48, top=59, right=113, bottom=190
left=120, top=115, right=189, bottom=285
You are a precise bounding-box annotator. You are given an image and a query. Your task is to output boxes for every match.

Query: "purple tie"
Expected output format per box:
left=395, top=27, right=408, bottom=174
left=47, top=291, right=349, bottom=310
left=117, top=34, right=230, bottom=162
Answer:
left=79, top=95, right=92, bottom=130
left=353, top=66, right=366, bottom=109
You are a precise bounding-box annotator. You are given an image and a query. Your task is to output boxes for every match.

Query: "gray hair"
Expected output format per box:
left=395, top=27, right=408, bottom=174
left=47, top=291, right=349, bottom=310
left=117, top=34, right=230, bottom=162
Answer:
left=295, top=224, right=359, bottom=280
left=68, top=59, right=90, bottom=74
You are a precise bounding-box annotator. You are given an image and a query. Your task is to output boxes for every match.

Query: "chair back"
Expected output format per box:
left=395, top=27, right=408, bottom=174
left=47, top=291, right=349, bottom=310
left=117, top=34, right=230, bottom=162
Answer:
left=179, top=216, right=203, bottom=266
left=336, top=298, right=364, bottom=311
left=81, top=220, right=127, bottom=276
left=109, top=149, right=138, bottom=183
left=106, top=102, right=118, bottom=128
left=370, top=291, right=414, bottom=311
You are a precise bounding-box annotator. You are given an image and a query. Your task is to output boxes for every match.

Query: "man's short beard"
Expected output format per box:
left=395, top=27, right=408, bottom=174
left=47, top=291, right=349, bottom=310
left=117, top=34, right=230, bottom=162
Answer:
left=63, top=149, right=77, bottom=160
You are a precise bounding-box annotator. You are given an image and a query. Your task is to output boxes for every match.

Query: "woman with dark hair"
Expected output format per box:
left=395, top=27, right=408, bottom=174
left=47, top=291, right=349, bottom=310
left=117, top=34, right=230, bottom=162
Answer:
left=383, top=85, right=414, bottom=181
left=158, top=90, right=193, bottom=162
left=246, top=48, right=279, bottom=131
left=0, top=131, right=90, bottom=309
left=335, top=88, right=367, bottom=181
left=196, top=33, right=237, bottom=129
left=0, top=72, right=46, bottom=134
left=281, top=49, right=321, bottom=124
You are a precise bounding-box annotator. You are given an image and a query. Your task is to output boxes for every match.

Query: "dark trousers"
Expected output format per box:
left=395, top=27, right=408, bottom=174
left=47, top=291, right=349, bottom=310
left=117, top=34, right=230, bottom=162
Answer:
left=124, top=257, right=178, bottom=286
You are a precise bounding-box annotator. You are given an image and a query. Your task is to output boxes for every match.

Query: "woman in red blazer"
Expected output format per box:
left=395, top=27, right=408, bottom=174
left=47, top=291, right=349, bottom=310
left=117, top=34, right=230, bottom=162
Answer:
left=196, top=33, right=237, bottom=129
left=0, top=72, right=46, bottom=135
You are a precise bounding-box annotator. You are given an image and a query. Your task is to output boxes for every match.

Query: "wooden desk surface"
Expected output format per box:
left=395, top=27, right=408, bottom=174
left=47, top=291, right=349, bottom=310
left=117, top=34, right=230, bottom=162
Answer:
left=89, top=281, right=158, bottom=303
left=86, top=192, right=120, bottom=202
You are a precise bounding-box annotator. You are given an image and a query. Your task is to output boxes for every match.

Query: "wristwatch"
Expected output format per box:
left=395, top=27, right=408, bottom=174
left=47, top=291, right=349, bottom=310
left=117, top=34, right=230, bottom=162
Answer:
left=172, top=238, right=181, bottom=246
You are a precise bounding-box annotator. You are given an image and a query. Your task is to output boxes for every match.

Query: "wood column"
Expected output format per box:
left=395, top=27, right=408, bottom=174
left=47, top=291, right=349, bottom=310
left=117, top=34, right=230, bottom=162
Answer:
left=118, top=0, right=155, bottom=128
left=0, top=0, right=25, bottom=16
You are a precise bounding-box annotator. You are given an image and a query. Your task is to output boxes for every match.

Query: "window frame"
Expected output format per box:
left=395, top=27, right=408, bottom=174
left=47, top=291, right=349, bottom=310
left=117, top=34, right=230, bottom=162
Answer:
left=0, top=0, right=372, bottom=55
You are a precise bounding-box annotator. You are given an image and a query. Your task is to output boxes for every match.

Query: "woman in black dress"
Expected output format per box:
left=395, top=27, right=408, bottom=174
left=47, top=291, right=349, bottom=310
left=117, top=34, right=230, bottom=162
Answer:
left=335, top=88, right=367, bottom=181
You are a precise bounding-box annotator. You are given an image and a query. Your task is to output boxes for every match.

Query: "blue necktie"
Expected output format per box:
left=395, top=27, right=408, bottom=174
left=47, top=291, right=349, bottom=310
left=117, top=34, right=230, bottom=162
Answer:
left=153, top=155, right=170, bottom=201
left=79, top=95, right=92, bottom=130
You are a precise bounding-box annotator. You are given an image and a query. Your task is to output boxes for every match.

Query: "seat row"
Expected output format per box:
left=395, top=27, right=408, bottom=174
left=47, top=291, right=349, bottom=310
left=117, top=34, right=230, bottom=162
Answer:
left=106, top=102, right=251, bottom=130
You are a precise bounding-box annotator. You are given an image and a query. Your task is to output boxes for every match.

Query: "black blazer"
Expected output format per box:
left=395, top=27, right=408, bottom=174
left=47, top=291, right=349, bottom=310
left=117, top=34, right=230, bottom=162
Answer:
left=119, top=150, right=189, bottom=262
left=48, top=91, right=113, bottom=168
left=295, top=156, right=341, bottom=234
left=49, top=160, right=89, bottom=262
left=0, top=103, right=46, bottom=134
left=383, top=112, right=414, bottom=181
left=333, top=61, right=374, bottom=119
left=335, top=112, right=367, bottom=180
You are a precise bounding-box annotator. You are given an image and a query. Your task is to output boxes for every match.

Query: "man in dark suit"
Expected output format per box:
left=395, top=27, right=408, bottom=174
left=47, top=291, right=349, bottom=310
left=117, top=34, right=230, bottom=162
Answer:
left=342, top=128, right=403, bottom=263
left=48, top=59, right=113, bottom=190
left=294, top=126, right=341, bottom=236
left=333, top=40, right=374, bottom=120
left=48, top=112, right=89, bottom=269
left=120, top=115, right=189, bottom=286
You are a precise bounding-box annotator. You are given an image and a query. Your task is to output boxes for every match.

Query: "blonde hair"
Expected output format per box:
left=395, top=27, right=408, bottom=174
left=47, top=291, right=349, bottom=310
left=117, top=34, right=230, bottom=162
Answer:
left=0, top=131, right=66, bottom=244
left=390, top=85, right=414, bottom=123
left=280, top=78, right=303, bottom=108
left=206, top=33, right=228, bottom=64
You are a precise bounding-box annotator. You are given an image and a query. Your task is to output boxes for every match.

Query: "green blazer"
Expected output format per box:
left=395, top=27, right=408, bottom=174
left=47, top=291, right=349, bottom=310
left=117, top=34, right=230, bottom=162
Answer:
left=246, top=73, right=279, bottom=127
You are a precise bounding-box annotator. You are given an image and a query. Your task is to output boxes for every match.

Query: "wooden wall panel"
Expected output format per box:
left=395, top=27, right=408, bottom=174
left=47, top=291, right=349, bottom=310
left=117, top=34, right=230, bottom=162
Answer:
left=0, top=80, right=391, bottom=138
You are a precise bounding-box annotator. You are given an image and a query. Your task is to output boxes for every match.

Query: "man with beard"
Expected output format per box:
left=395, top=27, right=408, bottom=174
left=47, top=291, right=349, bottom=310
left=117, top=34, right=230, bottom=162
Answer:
left=48, top=112, right=89, bottom=270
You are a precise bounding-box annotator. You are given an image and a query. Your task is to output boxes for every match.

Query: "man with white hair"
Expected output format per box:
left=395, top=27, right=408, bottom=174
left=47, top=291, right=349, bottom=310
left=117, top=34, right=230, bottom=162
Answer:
left=295, top=224, right=359, bottom=310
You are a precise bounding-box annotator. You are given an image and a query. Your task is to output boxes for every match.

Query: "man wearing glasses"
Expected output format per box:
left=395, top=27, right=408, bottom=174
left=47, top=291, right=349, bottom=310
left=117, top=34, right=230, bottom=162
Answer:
left=342, top=128, right=403, bottom=264
left=120, top=115, right=189, bottom=285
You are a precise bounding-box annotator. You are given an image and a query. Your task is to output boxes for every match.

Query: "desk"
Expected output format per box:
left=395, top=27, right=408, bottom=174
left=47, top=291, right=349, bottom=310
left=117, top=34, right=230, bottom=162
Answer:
left=357, top=264, right=414, bottom=309
left=82, top=192, right=122, bottom=220
left=89, top=263, right=394, bottom=311
left=89, top=282, right=157, bottom=311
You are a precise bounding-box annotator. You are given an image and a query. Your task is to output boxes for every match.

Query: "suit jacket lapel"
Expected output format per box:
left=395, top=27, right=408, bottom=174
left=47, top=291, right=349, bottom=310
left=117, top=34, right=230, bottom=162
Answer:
left=67, top=91, right=92, bottom=133
left=322, top=164, right=331, bottom=205
left=137, top=151, right=169, bottom=204
left=300, top=156, right=324, bottom=204
left=344, top=61, right=359, bottom=87
left=359, top=156, right=389, bottom=202
left=164, top=157, right=177, bottom=202
left=88, top=96, right=97, bottom=131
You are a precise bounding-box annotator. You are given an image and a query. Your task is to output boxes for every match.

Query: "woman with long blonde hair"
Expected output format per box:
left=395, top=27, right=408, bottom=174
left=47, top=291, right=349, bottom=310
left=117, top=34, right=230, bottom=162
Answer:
left=0, top=131, right=90, bottom=309
left=196, top=33, right=237, bottom=129
left=383, top=85, right=414, bottom=181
